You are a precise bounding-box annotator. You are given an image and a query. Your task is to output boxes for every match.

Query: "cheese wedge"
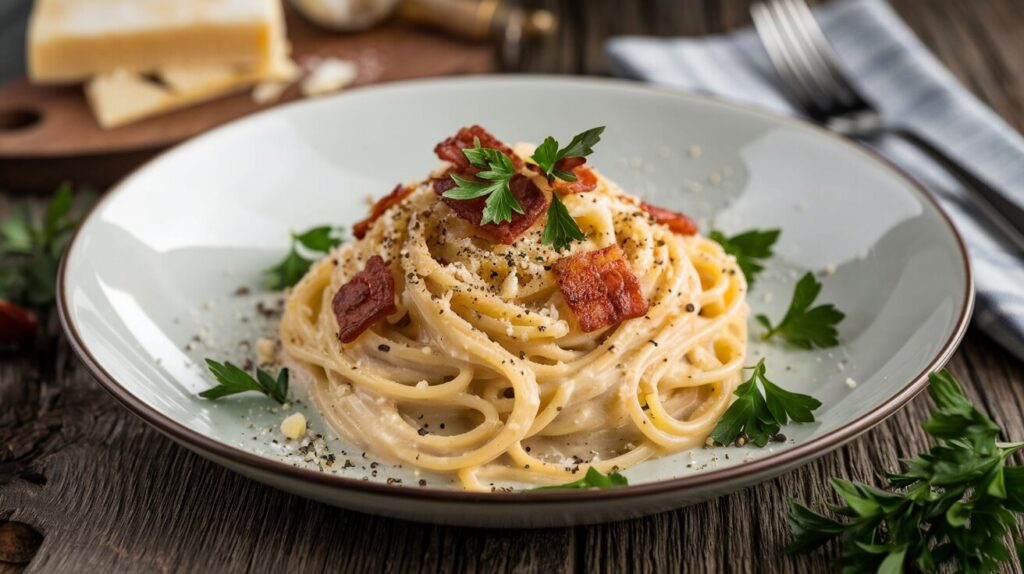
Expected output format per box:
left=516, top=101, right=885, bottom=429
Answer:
left=86, top=54, right=300, bottom=129
left=29, top=0, right=287, bottom=84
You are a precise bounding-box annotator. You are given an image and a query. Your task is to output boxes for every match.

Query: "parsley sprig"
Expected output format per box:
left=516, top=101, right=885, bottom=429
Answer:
left=443, top=137, right=524, bottom=225
left=542, top=194, right=585, bottom=252
left=709, top=359, right=821, bottom=447
left=757, top=272, right=844, bottom=349
left=787, top=370, right=1024, bottom=573
left=264, top=225, right=345, bottom=290
left=533, top=467, right=629, bottom=490
left=200, top=359, right=290, bottom=404
left=709, top=228, right=780, bottom=289
left=1, top=182, right=92, bottom=307
left=531, top=126, right=605, bottom=182
left=442, top=129, right=605, bottom=252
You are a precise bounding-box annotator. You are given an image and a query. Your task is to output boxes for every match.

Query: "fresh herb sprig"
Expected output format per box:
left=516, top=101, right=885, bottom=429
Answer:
left=443, top=137, right=524, bottom=225
left=442, top=129, right=605, bottom=252
left=757, top=272, right=844, bottom=349
left=200, top=359, right=290, bottom=404
left=786, top=370, right=1024, bottom=573
left=264, top=225, right=345, bottom=290
left=709, top=228, right=780, bottom=289
left=533, top=467, right=629, bottom=490
left=0, top=182, right=91, bottom=307
left=542, top=194, right=585, bottom=252
left=531, top=127, right=605, bottom=182
left=709, top=359, right=821, bottom=447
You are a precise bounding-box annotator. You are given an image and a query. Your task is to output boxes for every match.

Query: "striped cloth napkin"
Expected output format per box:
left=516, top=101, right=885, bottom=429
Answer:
left=606, top=0, right=1024, bottom=361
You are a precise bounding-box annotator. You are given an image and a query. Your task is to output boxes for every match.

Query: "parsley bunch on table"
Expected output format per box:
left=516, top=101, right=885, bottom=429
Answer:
left=787, top=370, right=1024, bottom=573
left=0, top=182, right=90, bottom=308
left=709, top=359, right=821, bottom=447
left=264, top=225, right=345, bottom=290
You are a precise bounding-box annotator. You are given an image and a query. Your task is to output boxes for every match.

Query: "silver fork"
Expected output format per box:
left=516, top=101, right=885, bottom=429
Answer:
left=751, top=0, right=1024, bottom=252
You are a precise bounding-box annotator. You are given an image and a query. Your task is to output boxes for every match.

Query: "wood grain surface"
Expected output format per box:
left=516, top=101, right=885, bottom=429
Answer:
left=2, top=1, right=1023, bottom=572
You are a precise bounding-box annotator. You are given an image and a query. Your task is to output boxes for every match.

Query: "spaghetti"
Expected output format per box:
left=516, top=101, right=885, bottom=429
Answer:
left=281, top=131, right=748, bottom=490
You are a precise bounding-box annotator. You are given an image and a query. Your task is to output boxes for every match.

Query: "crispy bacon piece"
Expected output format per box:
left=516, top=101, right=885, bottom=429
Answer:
left=0, top=300, right=39, bottom=348
left=434, top=125, right=524, bottom=171
left=639, top=201, right=698, bottom=236
left=433, top=173, right=548, bottom=244
left=353, top=184, right=414, bottom=239
left=553, top=245, right=649, bottom=332
left=551, top=166, right=598, bottom=194
left=332, top=256, right=397, bottom=344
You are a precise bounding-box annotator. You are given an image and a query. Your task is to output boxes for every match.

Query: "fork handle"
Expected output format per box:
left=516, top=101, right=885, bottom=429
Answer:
left=889, top=127, right=1024, bottom=254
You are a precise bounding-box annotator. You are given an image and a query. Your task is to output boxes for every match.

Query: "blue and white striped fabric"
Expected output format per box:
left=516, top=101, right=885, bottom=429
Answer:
left=606, top=0, right=1024, bottom=361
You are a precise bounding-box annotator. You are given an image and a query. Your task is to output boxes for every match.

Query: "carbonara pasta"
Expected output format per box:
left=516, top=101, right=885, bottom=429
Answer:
left=281, top=129, right=748, bottom=491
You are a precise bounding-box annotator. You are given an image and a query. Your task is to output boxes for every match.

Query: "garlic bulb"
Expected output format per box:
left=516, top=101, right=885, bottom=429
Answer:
left=289, top=0, right=400, bottom=31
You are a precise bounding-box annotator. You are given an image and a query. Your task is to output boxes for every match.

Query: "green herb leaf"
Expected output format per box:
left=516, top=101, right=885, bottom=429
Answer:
left=200, top=359, right=289, bottom=404
left=529, top=127, right=605, bottom=182
left=708, top=359, right=821, bottom=447
left=264, top=224, right=345, bottom=291
left=442, top=140, right=523, bottom=225
left=533, top=467, right=628, bottom=490
left=264, top=248, right=313, bottom=291
left=292, top=226, right=344, bottom=252
left=1, top=206, right=34, bottom=254
left=0, top=182, right=91, bottom=309
left=757, top=272, right=844, bottom=349
left=541, top=193, right=585, bottom=252
left=709, top=228, right=780, bottom=289
left=786, top=369, right=1024, bottom=573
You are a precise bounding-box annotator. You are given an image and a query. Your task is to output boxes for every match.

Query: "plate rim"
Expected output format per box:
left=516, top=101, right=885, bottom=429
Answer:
left=57, top=74, right=975, bottom=504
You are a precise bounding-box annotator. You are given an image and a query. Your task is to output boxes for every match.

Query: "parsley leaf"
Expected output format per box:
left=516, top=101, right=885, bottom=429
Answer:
left=442, top=138, right=523, bottom=225
left=709, top=359, right=821, bottom=447
left=709, top=228, right=780, bottom=289
left=0, top=182, right=93, bottom=308
left=756, top=272, right=844, bottom=349
left=530, top=127, right=605, bottom=182
left=264, top=225, right=345, bottom=291
left=541, top=194, right=585, bottom=252
left=200, top=359, right=289, bottom=404
left=533, top=467, right=629, bottom=490
left=786, top=370, right=1024, bottom=573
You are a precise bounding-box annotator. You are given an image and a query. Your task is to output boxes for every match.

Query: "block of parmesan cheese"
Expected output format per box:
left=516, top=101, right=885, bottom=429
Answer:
left=85, top=53, right=300, bottom=129
left=29, top=0, right=287, bottom=84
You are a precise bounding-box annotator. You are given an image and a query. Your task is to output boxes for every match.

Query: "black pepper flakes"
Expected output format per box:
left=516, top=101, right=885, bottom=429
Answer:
left=378, top=344, right=391, bottom=353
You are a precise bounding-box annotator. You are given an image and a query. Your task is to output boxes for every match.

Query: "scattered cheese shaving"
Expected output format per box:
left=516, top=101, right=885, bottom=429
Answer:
left=281, top=412, right=307, bottom=439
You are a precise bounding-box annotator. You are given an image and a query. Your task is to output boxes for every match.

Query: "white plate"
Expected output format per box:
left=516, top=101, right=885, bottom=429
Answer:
left=59, top=76, right=972, bottom=527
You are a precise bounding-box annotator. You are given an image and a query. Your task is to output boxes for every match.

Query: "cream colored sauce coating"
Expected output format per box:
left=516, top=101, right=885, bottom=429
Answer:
left=281, top=156, right=748, bottom=491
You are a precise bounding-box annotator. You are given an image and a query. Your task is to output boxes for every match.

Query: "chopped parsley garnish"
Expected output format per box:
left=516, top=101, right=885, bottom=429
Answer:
left=200, top=359, right=290, bottom=404
left=443, top=137, right=524, bottom=225
left=709, top=228, right=780, bottom=289
left=757, top=272, right=844, bottom=349
left=530, top=126, right=605, bottom=182
left=264, top=225, right=345, bottom=290
left=786, top=370, right=1024, bottom=573
left=443, top=129, right=606, bottom=252
left=0, top=182, right=92, bottom=307
left=541, top=193, right=585, bottom=252
left=709, top=359, right=821, bottom=447
left=533, top=467, right=629, bottom=490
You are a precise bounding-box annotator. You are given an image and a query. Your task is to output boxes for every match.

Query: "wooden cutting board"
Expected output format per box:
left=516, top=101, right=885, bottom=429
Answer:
left=0, top=8, right=494, bottom=192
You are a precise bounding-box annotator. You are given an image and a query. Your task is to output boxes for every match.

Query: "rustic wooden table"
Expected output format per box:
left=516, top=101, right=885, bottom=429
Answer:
left=2, top=0, right=1023, bottom=572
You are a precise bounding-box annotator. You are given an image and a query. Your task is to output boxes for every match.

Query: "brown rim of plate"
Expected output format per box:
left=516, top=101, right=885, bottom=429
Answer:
left=56, top=75, right=975, bottom=504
